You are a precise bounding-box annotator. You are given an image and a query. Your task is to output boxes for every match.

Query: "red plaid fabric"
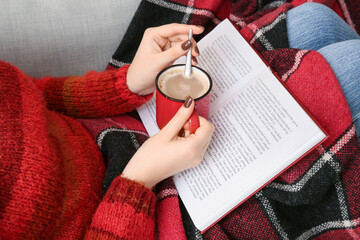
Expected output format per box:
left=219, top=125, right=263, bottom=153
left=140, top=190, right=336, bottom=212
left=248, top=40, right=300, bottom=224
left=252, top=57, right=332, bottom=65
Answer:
left=100, top=0, right=360, bottom=239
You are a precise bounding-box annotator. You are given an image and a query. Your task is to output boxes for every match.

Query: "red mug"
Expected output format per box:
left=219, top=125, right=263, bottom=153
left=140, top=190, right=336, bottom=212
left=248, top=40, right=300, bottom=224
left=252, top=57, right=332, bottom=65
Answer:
left=155, top=64, right=212, bottom=134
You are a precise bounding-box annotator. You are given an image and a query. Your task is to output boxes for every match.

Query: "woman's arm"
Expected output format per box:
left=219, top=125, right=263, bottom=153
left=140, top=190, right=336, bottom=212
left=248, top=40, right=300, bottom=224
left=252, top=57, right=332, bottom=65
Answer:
left=84, top=176, right=156, bottom=240
left=34, top=23, right=204, bottom=119
left=35, top=65, right=152, bottom=118
left=84, top=98, right=214, bottom=240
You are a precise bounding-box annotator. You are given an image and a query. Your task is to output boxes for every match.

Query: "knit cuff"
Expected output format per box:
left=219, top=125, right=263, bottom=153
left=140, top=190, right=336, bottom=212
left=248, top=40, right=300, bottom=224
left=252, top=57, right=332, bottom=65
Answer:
left=107, top=175, right=156, bottom=218
left=114, top=65, right=153, bottom=107
left=85, top=175, right=156, bottom=239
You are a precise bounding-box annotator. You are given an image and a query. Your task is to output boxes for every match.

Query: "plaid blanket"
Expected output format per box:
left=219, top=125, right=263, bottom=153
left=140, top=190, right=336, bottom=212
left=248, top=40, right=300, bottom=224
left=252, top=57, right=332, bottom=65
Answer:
left=83, top=0, right=360, bottom=239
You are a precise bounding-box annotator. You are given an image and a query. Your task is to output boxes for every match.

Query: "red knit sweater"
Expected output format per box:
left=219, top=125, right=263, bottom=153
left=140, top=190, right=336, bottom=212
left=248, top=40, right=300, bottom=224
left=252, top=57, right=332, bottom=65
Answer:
left=0, top=60, right=156, bottom=239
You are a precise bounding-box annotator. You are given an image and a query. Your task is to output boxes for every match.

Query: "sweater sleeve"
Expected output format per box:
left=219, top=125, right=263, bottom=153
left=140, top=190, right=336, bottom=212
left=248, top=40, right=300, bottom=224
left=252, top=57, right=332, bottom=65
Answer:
left=35, top=65, right=153, bottom=118
left=84, top=176, right=156, bottom=240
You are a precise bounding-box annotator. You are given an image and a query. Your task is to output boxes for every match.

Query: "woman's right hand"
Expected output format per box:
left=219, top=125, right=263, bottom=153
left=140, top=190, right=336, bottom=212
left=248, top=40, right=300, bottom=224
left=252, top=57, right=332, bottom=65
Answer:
left=122, top=97, right=214, bottom=189
left=126, top=24, right=204, bottom=95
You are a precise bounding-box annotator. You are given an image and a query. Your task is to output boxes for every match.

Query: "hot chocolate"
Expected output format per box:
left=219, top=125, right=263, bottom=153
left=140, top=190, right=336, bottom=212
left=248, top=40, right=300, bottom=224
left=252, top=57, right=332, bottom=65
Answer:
left=158, top=69, right=209, bottom=100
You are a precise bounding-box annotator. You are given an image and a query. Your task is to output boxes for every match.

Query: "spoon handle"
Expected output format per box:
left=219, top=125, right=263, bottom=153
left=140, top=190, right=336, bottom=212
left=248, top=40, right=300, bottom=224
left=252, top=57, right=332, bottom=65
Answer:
left=184, top=28, right=193, bottom=78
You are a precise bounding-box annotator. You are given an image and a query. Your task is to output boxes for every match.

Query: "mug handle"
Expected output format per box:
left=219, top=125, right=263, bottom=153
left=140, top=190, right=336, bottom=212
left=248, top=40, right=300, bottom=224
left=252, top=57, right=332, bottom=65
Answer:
left=188, top=109, right=200, bottom=134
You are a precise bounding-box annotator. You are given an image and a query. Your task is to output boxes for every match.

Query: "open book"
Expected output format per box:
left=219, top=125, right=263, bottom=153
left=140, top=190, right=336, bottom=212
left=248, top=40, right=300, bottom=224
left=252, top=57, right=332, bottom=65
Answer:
left=137, top=19, right=327, bottom=233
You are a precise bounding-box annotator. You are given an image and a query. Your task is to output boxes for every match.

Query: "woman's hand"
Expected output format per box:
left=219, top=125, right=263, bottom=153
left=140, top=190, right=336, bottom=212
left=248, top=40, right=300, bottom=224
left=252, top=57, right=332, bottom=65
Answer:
left=126, top=23, right=204, bottom=95
left=122, top=97, right=214, bottom=189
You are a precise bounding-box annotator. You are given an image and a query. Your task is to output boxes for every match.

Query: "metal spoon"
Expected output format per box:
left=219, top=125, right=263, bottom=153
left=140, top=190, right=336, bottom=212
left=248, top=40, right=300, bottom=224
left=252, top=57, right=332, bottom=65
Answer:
left=184, top=28, right=193, bottom=78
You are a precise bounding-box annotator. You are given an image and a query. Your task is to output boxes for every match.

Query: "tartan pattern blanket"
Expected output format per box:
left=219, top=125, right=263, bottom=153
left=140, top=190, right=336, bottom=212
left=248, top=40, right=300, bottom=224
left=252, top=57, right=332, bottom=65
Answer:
left=82, top=0, right=360, bottom=239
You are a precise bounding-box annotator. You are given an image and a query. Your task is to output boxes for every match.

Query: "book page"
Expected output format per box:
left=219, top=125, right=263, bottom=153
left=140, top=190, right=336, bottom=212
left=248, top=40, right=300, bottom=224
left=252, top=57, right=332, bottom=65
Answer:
left=173, top=68, right=325, bottom=231
left=137, top=19, right=326, bottom=232
left=194, top=21, right=267, bottom=116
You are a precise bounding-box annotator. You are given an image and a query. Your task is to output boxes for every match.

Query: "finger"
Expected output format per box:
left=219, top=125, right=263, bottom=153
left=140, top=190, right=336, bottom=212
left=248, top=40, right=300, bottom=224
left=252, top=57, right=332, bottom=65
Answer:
left=167, top=35, right=189, bottom=43
left=201, top=132, right=213, bottom=149
left=193, top=117, right=214, bottom=141
left=163, top=37, right=188, bottom=51
left=183, top=121, right=190, bottom=130
left=184, top=129, right=191, bottom=138
left=192, top=43, right=200, bottom=57
left=156, top=39, right=193, bottom=67
left=199, top=138, right=212, bottom=158
left=168, top=38, right=200, bottom=54
left=161, top=97, right=195, bottom=139
left=167, top=35, right=200, bottom=47
left=155, top=24, right=204, bottom=38
left=168, top=38, right=200, bottom=57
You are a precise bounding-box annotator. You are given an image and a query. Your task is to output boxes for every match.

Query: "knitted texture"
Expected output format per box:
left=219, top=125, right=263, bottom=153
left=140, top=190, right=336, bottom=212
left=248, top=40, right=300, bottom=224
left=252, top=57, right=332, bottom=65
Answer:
left=84, top=176, right=156, bottom=239
left=0, top=60, right=155, bottom=239
left=101, top=0, right=360, bottom=239
left=35, top=64, right=152, bottom=118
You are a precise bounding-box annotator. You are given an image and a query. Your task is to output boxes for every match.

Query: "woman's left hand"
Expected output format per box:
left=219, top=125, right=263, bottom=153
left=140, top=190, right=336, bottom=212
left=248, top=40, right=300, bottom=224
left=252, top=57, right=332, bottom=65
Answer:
left=126, top=23, right=204, bottom=95
left=122, top=98, right=214, bottom=189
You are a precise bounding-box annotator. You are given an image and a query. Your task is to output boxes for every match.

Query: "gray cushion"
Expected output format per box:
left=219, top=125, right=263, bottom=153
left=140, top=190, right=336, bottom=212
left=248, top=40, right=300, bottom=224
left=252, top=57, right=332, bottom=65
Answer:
left=0, top=0, right=141, bottom=78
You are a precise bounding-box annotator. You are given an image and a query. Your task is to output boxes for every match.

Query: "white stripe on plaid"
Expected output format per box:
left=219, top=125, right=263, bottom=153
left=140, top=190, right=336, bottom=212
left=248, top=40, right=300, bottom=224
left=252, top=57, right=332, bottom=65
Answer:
left=256, top=192, right=290, bottom=240
left=251, top=27, right=274, bottom=50
left=96, top=127, right=149, bottom=150
left=296, top=218, right=360, bottom=240
left=258, top=0, right=286, bottom=10
left=194, top=230, right=204, bottom=240
left=146, top=0, right=220, bottom=22
left=334, top=175, right=360, bottom=239
left=338, top=0, right=356, bottom=31
left=281, top=50, right=309, bottom=82
left=182, top=0, right=195, bottom=24
left=312, top=142, right=355, bottom=235
left=229, top=14, right=247, bottom=28
left=335, top=177, right=350, bottom=221
left=156, top=188, right=178, bottom=200
left=268, top=151, right=341, bottom=192
left=249, top=13, right=286, bottom=50
left=330, top=124, right=356, bottom=153
left=193, top=8, right=215, bottom=19
left=146, top=0, right=188, bottom=13
left=268, top=125, right=356, bottom=192
left=109, top=58, right=128, bottom=68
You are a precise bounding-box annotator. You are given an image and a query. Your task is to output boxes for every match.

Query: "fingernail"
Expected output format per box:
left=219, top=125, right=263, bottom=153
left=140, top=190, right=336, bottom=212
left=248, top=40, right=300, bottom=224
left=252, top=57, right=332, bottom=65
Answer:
left=184, top=95, right=193, bottom=108
left=195, top=46, right=199, bottom=54
left=178, top=128, right=185, bottom=137
left=181, top=40, right=192, bottom=51
left=192, top=56, right=198, bottom=64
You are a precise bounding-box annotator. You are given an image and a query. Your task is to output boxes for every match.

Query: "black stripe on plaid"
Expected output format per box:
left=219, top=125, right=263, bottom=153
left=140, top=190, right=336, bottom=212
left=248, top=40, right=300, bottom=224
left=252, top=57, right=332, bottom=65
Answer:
left=250, top=12, right=289, bottom=51
left=109, top=0, right=189, bottom=67
left=257, top=124, right=359, bottom=239
left=97, top=127, right=148, bottom=195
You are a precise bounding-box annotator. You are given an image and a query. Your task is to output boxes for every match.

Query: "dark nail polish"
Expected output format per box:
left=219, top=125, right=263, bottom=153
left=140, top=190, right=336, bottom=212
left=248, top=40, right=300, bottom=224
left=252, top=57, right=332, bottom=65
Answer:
left=192, top=56, right=198, bottom=64
left=184, top=96, right=193, bottom=108
left=181, top=40, right=192, bottom=51
left=195, top=46, right=199, bottom=54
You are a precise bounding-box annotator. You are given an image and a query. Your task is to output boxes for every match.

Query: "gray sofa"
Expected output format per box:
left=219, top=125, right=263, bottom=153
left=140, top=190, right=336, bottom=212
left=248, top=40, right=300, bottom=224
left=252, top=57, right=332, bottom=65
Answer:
left=0, top=0, right=141, bottom=78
